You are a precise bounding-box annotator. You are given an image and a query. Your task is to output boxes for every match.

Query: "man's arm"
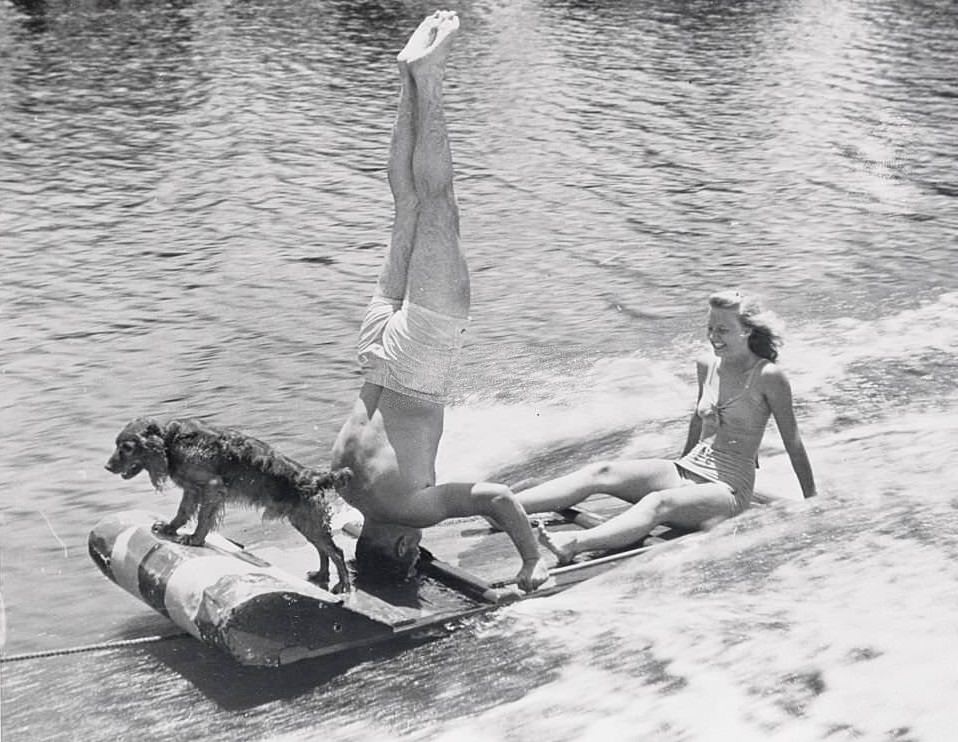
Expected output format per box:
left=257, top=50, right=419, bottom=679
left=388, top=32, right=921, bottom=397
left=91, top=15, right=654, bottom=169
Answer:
left=395, top=481, right=550, bottom=591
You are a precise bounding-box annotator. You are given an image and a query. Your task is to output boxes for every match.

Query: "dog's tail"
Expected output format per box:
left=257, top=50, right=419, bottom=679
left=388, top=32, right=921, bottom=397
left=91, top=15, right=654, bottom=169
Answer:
left=308, top=467, right=352, bottom=494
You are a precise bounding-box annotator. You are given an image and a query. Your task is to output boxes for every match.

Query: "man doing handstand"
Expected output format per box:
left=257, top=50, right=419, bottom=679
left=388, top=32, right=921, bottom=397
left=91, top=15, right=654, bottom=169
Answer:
left=330, top=11, right=549, bottom=593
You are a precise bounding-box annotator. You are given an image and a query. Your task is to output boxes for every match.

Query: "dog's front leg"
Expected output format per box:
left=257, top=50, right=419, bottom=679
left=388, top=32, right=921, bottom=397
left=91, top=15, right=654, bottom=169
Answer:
left=311, top=552, right=331, bottom=590
left=181, top=478, right=227, bottom=547
left=153, top=487, right=199, bottom=538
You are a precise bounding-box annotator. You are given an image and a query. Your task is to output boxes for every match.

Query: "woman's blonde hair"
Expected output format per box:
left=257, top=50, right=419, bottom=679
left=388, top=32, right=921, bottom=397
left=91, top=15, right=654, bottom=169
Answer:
left=708, top=290, right=785, bottom=362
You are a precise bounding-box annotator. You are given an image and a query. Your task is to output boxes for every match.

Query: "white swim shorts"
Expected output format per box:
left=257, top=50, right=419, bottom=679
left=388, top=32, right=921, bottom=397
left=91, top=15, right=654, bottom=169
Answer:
left=357, top=294, right=469, bottom=405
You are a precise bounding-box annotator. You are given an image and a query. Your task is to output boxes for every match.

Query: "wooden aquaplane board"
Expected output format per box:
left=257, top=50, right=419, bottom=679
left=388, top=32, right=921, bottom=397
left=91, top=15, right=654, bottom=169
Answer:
left=88, top=501, right=687, bottom=667
left=88, top=511, right=485, bottom=667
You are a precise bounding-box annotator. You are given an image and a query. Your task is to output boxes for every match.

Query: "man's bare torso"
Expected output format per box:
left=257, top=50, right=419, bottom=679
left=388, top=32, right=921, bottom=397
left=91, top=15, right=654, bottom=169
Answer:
left=331, top=383, right=444, bottom=524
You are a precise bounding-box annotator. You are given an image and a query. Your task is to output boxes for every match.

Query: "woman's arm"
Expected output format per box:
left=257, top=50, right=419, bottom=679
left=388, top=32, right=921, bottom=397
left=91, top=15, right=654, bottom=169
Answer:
left=764, top=366, right=817, bottom=498
left=680, top=356, right=710, bottom=457
left=680, top=412, right=702, bottom=458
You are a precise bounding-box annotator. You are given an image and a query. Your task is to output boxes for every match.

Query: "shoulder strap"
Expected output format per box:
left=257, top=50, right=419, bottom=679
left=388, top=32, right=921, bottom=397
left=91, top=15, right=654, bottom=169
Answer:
left=743, top=359, right=766, bottom=389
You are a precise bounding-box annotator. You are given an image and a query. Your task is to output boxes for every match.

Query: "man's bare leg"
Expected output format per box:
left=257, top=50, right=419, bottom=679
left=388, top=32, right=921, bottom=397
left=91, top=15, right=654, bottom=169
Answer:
left=374, top=58, right=418, bottom=301
left=401, top=10, right=469, bottom=318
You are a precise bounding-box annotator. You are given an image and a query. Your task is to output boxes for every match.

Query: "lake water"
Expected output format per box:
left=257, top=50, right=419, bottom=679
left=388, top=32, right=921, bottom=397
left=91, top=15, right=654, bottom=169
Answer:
left=2, top=0, right=957, bottom=739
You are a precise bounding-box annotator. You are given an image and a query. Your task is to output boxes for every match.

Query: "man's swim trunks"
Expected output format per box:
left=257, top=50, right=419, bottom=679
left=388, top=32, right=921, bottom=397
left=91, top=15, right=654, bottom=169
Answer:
left=357, top=293, right=468, bottom=404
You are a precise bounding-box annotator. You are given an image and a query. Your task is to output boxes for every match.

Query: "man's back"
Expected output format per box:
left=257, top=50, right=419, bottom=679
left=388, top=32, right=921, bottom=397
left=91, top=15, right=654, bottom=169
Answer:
left=331, top=383, right=443, bottom=522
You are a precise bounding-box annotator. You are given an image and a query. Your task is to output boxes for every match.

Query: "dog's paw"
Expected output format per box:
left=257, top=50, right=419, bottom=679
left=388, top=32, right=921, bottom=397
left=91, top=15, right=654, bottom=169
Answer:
left=180, top=533, right=207, bottom=547
left=152, top=521, right=178, bottom=537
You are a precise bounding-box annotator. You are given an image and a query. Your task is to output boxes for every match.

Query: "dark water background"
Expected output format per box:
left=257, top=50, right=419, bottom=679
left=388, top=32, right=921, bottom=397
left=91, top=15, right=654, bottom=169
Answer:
left=2, top=0, right=957, bottom=739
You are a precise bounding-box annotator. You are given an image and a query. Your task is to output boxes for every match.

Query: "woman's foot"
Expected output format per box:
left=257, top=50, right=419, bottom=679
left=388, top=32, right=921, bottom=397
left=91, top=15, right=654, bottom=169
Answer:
left=536, top=521, right=578, bottom=566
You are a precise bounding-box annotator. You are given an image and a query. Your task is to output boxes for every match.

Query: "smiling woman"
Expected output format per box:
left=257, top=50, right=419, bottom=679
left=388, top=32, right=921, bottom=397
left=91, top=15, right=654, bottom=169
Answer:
left=674, top=291, right=799, bottom=505
left=707, top=290, right=784, bottom=363
left=518, top=290, right=818, bottom=565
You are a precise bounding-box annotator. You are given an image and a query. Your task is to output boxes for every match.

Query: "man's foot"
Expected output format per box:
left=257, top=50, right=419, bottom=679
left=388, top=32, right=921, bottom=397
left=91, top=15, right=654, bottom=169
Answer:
left=397, top=10, right=459, bottom=75
left=397, top=12, right=440, bottom=62
left=536, top=521, right=577, bottom=566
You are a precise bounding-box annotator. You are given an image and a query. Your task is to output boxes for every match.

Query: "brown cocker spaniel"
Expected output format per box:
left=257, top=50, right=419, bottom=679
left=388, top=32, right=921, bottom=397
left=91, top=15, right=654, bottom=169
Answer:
left=105, top=417, right=352, bottom=592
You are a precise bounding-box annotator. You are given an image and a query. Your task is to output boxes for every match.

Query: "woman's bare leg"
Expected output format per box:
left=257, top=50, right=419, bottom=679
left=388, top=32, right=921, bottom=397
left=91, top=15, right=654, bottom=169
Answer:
left=515, top=459, right=684, bottom=514
left=538, top=482, right=738, bottom=564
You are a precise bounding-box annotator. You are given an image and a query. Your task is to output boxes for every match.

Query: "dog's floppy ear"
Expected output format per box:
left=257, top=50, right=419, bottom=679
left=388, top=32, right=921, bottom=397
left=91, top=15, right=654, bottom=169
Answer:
left=135, top=417, right=171, bottom=489
left=132, top=417, right=164, bottom=439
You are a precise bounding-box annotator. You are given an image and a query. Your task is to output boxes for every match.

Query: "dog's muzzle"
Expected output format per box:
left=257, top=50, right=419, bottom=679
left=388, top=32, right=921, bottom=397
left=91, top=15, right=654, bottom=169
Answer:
left=105, top=455, right=142, bottom=479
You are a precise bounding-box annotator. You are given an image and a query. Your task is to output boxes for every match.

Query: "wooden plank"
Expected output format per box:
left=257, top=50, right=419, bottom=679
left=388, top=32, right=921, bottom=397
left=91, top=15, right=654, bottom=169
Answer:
left=417, top=549, right=509, bottom=604
left=253, top=542, right=483, bottom=630
left=416, top=500, right=691, bottom=594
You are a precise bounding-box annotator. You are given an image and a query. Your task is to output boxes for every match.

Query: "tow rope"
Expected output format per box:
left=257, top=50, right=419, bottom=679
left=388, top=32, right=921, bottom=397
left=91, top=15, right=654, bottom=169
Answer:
left=0, top=632, right=187, bottom=663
